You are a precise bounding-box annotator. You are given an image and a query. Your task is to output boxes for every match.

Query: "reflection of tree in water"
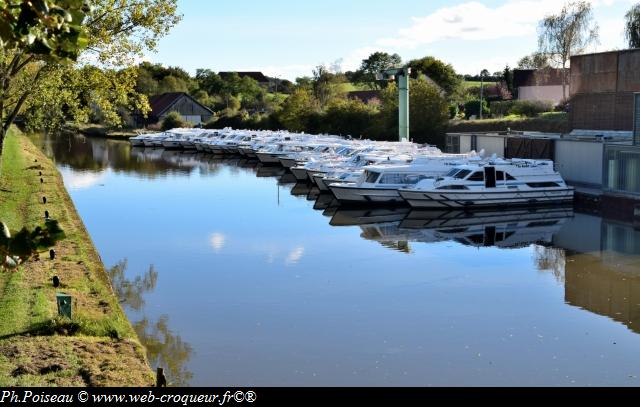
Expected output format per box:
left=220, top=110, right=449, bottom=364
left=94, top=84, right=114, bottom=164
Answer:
left=107, top=260, right=193, bottom=386
left=533, top=245, right=566, bottom=283
left=134, top=316, right=193, bottom=387
left=108, top=260, right=158, bottom=311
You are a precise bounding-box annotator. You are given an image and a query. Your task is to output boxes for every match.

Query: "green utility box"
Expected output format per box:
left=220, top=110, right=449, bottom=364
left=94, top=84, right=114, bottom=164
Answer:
left=56, top=293, right=72, bottom=319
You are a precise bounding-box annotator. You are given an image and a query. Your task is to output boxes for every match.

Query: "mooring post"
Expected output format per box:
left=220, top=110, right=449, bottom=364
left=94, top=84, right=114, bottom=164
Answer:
left=42, top=196, right=47, bottom=204
left=156, top=367, right=167, bottom=387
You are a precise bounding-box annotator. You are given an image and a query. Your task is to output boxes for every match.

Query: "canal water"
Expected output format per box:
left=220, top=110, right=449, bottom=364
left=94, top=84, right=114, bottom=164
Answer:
left=35, top=133, right=640, bottom=386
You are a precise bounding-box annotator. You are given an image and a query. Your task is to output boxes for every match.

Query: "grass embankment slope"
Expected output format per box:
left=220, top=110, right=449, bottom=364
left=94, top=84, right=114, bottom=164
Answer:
left=0, top=128, right=153, bottom=386
left=448, top=112, right=569, bottom=134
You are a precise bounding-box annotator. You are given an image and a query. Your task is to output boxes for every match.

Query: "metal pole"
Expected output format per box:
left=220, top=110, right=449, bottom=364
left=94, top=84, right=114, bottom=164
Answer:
left=479, top=73, right=484, bottom=120
left=634, top=92, right=639, bottom=146
left=398, top=68, right=410, bottom=142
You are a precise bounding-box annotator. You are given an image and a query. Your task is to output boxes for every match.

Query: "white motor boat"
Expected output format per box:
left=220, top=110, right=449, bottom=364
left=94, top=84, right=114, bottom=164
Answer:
left=329, top=156, right=476, bottom=204
left=398, top=159, right=574, bottom=209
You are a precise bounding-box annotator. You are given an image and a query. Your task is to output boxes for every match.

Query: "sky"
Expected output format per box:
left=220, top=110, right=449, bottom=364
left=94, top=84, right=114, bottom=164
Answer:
left=147, top=0, right=636, bottom=80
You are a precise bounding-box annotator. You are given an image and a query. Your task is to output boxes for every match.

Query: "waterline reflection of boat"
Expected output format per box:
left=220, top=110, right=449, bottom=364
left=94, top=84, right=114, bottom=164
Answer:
left=313, top=194, right=339, bottom=211
left=397, top=206, right=575, bottom=249
left=330, top=208, right=411, bottom=226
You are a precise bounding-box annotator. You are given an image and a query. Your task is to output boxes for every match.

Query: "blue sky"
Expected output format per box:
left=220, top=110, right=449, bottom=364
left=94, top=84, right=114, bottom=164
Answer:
left=147, top=0, right=635, bottom=79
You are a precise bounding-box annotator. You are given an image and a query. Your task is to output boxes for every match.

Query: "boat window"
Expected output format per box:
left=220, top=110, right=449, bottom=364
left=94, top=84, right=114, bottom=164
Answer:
left=379, top=173, right=429, bottom=185
left=445, top=169, right=460, bottom=177
left=365, top=171, right=380, bottom=183
left=526, top=182, right=561, bottom=188
left=496, top=171, right=504, bottom=181
left=436, top=185, right=469, bottom=190
left=467, top=172, right=484, bottom=181
left=454, top=170, right=471, bottom=179
left=506, top=173, right=516, bottom=180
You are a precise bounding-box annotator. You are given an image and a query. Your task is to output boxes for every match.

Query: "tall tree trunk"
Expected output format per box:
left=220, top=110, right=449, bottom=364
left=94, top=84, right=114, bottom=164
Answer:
left=0, top=126, right=5, bottom=158
left=562, top=61, right=567, bottom=102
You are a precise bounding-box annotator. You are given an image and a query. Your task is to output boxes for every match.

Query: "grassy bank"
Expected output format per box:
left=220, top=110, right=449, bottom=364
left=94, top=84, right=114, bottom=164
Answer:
left=0, top=128, right=153, bottom=386
left=448, top=112, right=569, bottom=134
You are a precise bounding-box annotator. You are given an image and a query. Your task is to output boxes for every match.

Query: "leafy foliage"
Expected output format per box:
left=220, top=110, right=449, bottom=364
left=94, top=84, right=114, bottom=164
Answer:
left=625, top=3, right=640, bottom=49
left=407, top=56, right=462, bottom=96
left=352, top=52, right=402, bottom=90
left=464, top=100, right=490, bottom=120
left=0, top=0, right=182, bottom=158
left=161, top=111, right=189, bottom=131
left=0, top=0, right=90, bottom=60
left=491, top=100, right=554, bottom=117
left=537, top=1, right=598, bottom=100
left=517, top=52, right=551, bottom=69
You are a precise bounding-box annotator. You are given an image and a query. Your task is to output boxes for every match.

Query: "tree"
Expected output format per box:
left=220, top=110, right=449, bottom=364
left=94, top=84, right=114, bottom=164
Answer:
left=0, top=0, right=182, bottom=159
left=538, top=1, right=599, bottom=100
left=517, top=52, right=551, bottom=69
left=158, top=75, right=189, bottom=94
left=625, top=3, right=640, bottom=49
left=276, top=88, right=317, bottom=132
left=161, top=111, right=188, bottom=130
left=195, top=69, right=224, bottom=96
left=0, top=0, right=90, bottom=156
left=380, top=79, right=449, bottom=146
left=406, top=56, right=462, bottom=97
left=353, top=52, right=402, bottom=90
left=502, top=65, right=514, bottom=96
left=312, top=64, right=340, bottom=108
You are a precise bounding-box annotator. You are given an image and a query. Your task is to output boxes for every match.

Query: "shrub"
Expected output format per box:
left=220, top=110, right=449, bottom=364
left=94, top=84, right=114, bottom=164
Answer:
left=464, top=100, right=490, bottom=119
left=490, top=100, right=515, bottom=117
left=449, top=104, right=459, bottom=119
left=509, top=100, right=553, bottom=117
left=161, top=111, right=190, bottom=131
left=490, top=100, right=554, bottom=118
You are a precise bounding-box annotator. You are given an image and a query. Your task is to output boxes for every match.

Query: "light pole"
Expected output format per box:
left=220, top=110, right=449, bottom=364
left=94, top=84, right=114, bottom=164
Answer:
left=377, top=67, right=411, bottom=142
left=479, top=69, right=488, bottom=120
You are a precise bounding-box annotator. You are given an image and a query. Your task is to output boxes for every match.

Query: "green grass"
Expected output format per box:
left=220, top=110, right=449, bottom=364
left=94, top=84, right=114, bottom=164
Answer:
left=0, top=128, right=35, bottom=230
left=449, top=112, right=569, bottom=133
left=0, top=128, right=153, bottom=386
left=464, top=81, right=497, bottom=88
left=338, top=82, right=370, bottom=93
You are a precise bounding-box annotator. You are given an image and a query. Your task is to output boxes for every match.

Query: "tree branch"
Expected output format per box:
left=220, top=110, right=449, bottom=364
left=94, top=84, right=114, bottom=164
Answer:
left=3, top=68, right=44, bottom=133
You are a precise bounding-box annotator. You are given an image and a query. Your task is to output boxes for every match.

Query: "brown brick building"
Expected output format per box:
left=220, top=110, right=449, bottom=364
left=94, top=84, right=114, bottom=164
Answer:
left=569, top=49, right=640, bottom=131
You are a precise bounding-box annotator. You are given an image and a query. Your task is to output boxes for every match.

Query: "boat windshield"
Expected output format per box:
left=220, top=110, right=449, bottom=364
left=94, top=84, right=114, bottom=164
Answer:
left=379, top=173, right=430, bottom=185
left=364, top=171, right=380, bottom=183
left=454, top=169, right=472, bottom=179
left=445, top=169, right=461, bottom=177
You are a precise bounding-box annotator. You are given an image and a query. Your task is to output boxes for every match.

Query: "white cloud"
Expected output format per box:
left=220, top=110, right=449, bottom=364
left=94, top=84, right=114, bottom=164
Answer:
left=285, top=246, right=305, bottom=266
left=244, top=0, right=633, bottom=80
left=376, top=0, right=624, bottom=49
left=63, top=171, right=106, bottom=190
left=209, top=233, right=226, bottom=253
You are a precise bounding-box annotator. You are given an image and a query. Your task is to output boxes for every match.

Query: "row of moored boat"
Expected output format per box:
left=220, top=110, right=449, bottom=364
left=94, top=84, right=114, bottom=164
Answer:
left=129, top=128, right=575, bottom=209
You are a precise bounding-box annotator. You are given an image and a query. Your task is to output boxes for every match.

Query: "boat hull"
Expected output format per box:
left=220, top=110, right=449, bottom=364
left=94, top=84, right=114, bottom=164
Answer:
left=291, top=167, right=310, bottom=181
left=279, top=158, right=301, bottom=169
left=399, top=188, right=575, bottom=209
left=329, top=185, right=405, bottom=204
left=256, top=152, right=283, bottom=164
left=315, top=175, right=350, bottom=192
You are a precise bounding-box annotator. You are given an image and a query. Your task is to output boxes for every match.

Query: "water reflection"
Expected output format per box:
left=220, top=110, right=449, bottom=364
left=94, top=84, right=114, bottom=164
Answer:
left=107, top=260, right=158, bottom=312
left=35, top=133, right=640, bottom=386
left=107, top=260, right=193, bottom=386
